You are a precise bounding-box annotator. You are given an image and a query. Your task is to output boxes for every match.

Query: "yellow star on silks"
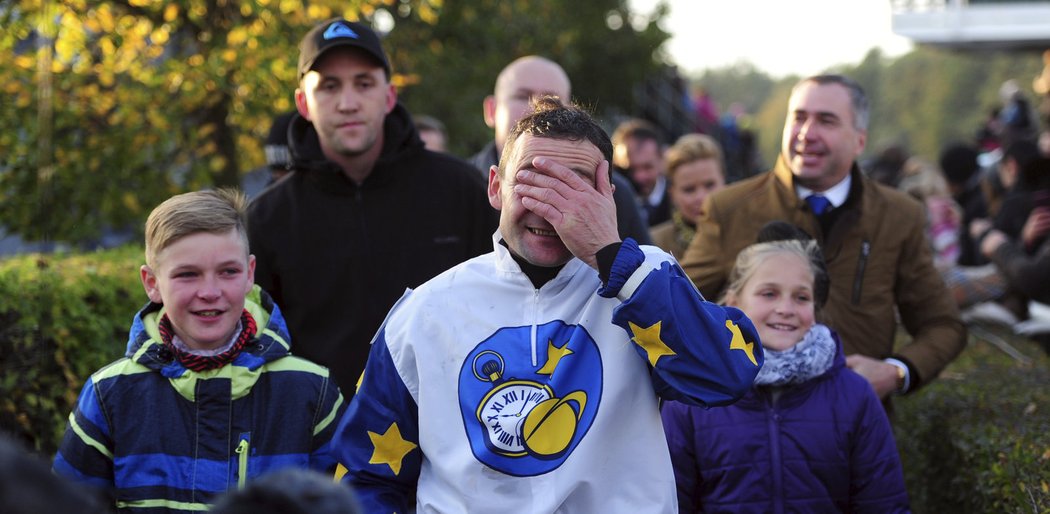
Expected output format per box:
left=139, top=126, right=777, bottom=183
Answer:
left=537, top=339, right=574, bottom=375
left=629, top=321, right=676, bottom=366
left=367, top=422, right=417, bottom=476
left=725, top=320, right=758, bottom=366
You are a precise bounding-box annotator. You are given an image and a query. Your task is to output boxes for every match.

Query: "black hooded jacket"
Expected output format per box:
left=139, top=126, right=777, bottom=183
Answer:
left=248, top=103, right=496, bottom=395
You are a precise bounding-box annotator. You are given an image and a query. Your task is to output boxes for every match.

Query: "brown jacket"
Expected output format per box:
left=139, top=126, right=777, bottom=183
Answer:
left=649, top=219, right=689, bottom=261
left=681, top=158, right=966, bottom=390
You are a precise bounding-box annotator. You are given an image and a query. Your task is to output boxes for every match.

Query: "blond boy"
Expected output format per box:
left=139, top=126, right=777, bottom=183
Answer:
left=54, top=189, right=344, bottom=513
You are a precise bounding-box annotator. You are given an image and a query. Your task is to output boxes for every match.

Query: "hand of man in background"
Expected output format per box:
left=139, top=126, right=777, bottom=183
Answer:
left=846, top=354, right=901, bottom=399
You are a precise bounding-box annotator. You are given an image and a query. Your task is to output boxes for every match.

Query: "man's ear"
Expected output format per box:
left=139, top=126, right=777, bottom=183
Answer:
left=487, top=165, right=503, bottom=210
left=295, top=88, right=311, bottom=121
left=140, top=265, right=162, bottom=304
left=483, top=95, right=497, bottom=129
left=385, top=83, right=398, bottom=114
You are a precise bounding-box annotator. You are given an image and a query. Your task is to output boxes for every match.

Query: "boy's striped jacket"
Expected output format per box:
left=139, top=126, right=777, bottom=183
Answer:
left=54, top=287, right=344, bottom=513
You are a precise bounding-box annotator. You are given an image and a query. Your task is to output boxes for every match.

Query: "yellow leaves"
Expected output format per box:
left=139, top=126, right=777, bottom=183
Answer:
left=164, top=4, right=179, bottom=22
left=99, top=37, right=116, bottom=59
left=209, top=155, right=227, bottom=172
left=127, top=0, right=151, bottom=6
left=95, top=5, right=116, bottom=33
left=270, top=59, right=292, bottom=81
left=280, top=0, right=300, bottom=15
left=99, top=69, right=115, bottom=87
left=121, top=192, right=141, bottom=213
left=14, top=55, right=35, bottom=71
left=227, top=27, right=248, bottom=46
left=308, top=4, right=333, bottom=19
left=418, top=3, right=439, bottom=25
left=222, top=49, right=237, bottom=63
left=188, top=55, right=205, bottom=67
left=147, top=110, right=170, bottom=132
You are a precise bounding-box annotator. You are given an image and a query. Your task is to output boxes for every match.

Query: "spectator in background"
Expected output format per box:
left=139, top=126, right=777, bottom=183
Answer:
left=979, top=187, right=1050, bottom=307
left=998, top=79, right=1038, bottom=148
left=470, top=55, right=651, bottom=244
left=976, top=105, right=1003, bottom=153
left=242, top=111, right=295, bottom=199
left=898, top=156, right=963, bottom=269
left=940, top=141, right=989, bottom=266
left=682, top=74, right=967, bottom=400
left=612, top=119, right=672, bottom=226
left=991, top=139, right=1042, bottom=239
left=650, top=133, right=725, bottom=259
left=692, top=87, right=720, bottom=136
left=210, top=468, right=362, bottom=514
left=414, top=114, right=447, bottom=153
left=663, top=226, right=909, bottom=512
left=248, top=19, right=495, bottom=396
left=864, top=140, right=909, bottom=188
left=968, top=155, right=1050, bottom=322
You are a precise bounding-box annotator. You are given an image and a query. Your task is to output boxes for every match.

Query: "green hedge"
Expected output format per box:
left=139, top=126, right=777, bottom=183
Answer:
left=0, top=245, right=144, bottom=454
left=895, top=331, right=1050, bottom=513
left=1, top=248, right=1048, bottom=513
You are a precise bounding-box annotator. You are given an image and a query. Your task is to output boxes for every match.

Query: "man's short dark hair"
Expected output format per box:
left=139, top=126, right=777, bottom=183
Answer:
left=796, top=74, right=869, bottom=131
left=611, top=118, right=665, bottom=149
left=498, top=97, right=613, bottom=176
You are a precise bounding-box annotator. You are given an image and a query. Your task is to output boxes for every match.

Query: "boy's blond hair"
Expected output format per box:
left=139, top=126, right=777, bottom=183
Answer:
left=144, top=188, right=249, bottom=267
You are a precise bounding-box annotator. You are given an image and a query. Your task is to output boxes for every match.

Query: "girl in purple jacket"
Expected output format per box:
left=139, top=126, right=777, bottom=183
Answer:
left=662, top=235, right=910, bottom=513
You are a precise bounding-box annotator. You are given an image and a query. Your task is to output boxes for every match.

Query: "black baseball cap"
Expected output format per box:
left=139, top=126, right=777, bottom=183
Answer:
left=297, top=18, right=390, bottom=81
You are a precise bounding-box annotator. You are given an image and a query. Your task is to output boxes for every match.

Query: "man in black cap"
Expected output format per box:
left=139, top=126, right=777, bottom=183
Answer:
left=247, top=18, right=495, bottom=396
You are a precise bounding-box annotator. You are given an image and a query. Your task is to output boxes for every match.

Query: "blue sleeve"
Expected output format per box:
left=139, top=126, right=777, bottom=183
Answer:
left=848, top=382, right=911, bottom=513
left=53, top=377, right=116, bottom=491
left=332, top=332, right=420, bottom=513
left=309, top=375, right=347, bottom=473
left=661, top=400, right=701, bottom=512
left=603, top=239, right=763, bottom=407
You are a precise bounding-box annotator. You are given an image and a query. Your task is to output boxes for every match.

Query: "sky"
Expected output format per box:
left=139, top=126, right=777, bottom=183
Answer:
left=629, top=0, right=915, bottom=78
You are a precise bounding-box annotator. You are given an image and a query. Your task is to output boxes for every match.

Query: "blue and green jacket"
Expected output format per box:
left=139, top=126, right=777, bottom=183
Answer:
left=53, top=287, right=345, bottom=513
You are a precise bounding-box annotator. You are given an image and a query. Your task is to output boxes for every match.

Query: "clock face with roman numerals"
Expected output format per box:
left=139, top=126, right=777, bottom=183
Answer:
left=476, top=380, right=552, bottom=456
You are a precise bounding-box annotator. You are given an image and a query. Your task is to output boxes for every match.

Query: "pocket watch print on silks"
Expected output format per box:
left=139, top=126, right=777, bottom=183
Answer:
left=459, top=321, right=603, bottom=477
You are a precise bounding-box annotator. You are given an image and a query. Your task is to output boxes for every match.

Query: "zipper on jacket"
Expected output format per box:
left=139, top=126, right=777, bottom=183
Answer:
left=235, top=434, right=250, bottom=489
left=766, top=390, right=785, bottom=514
left=851, top=240, right=870, bottom=305
left=529, top=289, right=541, bottom=367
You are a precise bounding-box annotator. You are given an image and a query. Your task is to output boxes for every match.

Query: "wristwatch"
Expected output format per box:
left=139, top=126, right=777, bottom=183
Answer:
left=895, top=364, right=906, bottom=392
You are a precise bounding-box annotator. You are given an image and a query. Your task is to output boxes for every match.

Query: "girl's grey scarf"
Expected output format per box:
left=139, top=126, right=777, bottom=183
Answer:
left=753, top=324, right=836, bottom=386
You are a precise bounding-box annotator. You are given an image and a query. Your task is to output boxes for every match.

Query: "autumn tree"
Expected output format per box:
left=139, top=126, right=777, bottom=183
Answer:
left=0, top=0, right=395, bottom=245
left=1, top=0, right=672, bottom=247
left=383, top=0, right=672, bottom=156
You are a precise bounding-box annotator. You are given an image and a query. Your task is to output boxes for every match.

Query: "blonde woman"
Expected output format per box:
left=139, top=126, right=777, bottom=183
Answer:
left=650, top=134, right=726, bottom=259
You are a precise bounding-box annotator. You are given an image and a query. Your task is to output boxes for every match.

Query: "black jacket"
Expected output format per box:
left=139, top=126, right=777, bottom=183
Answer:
left=248, top=104, right=496, bottom=395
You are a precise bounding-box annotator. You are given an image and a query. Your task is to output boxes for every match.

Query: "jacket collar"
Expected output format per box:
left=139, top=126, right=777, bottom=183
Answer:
left=772, top=156, right=865, bottom=213
left=286, top=103, right=425, bottom=187
left=492, top=230, right=587, bottom=291
left=125, top=286, right=291, bottom=374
